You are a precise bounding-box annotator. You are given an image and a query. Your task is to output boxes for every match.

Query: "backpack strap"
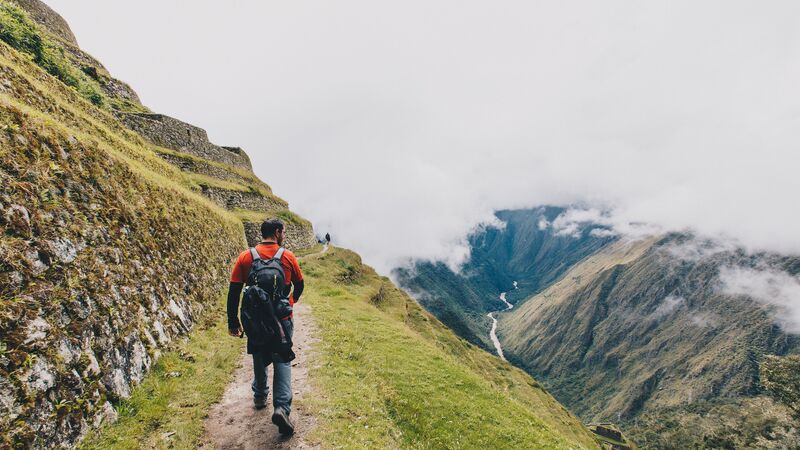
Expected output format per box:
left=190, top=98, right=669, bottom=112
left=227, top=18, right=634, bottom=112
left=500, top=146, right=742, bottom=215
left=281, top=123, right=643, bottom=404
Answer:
left=273, top=247, right=285, bottom=261
left=249, top=247, right=261, bottom=261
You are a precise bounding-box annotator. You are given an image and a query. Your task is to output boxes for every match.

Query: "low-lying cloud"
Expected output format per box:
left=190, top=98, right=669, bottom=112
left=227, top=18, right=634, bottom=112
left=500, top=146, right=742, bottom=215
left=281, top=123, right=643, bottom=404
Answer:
left=719, top=266, right=800, bottom=333
left=653, top=295, right=686, bottom=318
left=50, top=0, right=800, bottom=273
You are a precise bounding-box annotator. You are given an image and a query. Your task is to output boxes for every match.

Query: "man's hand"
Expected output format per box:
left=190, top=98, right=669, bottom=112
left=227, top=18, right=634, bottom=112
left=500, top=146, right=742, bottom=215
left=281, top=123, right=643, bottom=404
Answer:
left=229, top=327, right=242, bottom=337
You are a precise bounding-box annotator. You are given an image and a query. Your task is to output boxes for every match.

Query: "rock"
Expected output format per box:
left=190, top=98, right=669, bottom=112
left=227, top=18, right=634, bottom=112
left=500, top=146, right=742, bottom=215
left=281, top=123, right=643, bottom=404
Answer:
left=23, top=358, right=55, bottom=393
left=56, top=304, right=72, bottom=327
left=142, top=328, right=157, bottom=348
left=68, top=295, right=92, bottom=321
left=147, top=292, right=159, bottom=312
left=152, top=320, right=169, bottom=345
left=23, top=317, right=51, bottom=345
left=103, top=365, right=130, bottom=400
left=82, top=349, right=100, bottom=377
left=127, top=335, right=150, bottom=385
left=28, top=398, right=56, bottom=443
left=23, top=250, right=49, bottom=275
left=93, top=401, right=117, bottom=427
left=168, top=299, right=191, bottom=331
left=5, top=271, right=23, bottom=291
left=49, top=238, right=77, bottom=263
left=57, top=339, right=78, bottom=365
left=5, top=204, right=31, bottom=235
left=0, top=376, right=21, bottom=423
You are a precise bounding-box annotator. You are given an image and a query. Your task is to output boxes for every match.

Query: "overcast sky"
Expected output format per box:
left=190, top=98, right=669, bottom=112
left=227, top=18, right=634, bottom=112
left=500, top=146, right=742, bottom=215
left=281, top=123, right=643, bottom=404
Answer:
left=47, top=0, right=800, bottom=273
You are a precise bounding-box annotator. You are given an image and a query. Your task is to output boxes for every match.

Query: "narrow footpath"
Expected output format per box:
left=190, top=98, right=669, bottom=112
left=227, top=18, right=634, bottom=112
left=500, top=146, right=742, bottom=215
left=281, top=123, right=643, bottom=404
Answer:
left=487, top=282, right=517, bottom=361
left=201, top=246, right=328, bottom=449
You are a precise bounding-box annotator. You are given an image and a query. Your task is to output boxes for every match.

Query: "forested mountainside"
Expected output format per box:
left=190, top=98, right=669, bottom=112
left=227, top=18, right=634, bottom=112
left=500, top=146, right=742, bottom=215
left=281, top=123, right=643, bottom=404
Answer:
left=0, top=2, right=604, bottom=448
left=404, top=208, right=800, bottom=448
left=395, top=207, right=615, bottom=349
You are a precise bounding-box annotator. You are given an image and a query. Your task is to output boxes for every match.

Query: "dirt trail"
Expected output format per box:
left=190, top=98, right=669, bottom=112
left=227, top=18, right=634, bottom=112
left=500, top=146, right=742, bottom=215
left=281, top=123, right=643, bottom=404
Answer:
left=201, top=246, right=327, bottom=449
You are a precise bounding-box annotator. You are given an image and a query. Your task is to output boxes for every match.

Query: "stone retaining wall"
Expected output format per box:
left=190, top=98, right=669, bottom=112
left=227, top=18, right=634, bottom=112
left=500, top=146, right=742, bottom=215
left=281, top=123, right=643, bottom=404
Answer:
left=158, top=152, right=260, bottom=187
left=0, top=107, right=244, bottom=447
left=117, top=113, right=252, bottom=170
left=243, top=221, right=317, bottom=251
left=201, top=185, right=286, bottom=211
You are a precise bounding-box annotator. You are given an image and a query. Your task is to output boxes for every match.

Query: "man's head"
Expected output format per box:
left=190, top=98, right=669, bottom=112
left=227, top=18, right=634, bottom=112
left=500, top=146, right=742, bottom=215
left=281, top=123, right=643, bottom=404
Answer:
left=261, top=219, right=286, bottom=245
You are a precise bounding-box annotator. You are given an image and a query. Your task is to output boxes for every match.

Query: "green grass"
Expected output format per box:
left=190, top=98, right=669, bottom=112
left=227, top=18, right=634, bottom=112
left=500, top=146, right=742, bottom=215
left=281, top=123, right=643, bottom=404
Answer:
left=79, top=295, right=244, bottom=450
left=154, top=146, right=273, bottom=191
left=300, top=248, right=599, bottom=449
left=0, top=1, right=106, bottom=107
left=233, top=208, right=310, bottom=227
left=188, top=172, right=267, bottom=194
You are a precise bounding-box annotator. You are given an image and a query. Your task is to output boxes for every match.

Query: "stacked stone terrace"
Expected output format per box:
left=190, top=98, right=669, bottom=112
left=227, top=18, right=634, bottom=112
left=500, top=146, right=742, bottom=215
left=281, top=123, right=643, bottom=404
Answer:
left=116, top=113, right=315, bottom=250
left=117, top=113, right=252, bottom=170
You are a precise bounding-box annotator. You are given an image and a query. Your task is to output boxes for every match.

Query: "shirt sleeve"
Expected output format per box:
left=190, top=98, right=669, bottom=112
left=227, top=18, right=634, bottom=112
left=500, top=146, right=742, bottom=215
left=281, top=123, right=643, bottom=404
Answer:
left=230, top=251, right=249, bottom=283
left=287, top=251, right=303, bottom=282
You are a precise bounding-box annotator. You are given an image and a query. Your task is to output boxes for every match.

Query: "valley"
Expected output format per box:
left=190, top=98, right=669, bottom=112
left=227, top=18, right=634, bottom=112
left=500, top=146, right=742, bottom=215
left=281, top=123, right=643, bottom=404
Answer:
left=400, top=208, right=800, bottom=448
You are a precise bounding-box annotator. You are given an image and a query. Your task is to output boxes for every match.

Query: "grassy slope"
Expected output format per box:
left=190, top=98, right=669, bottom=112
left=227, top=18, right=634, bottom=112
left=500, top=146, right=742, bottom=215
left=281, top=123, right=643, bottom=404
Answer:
left=301, top=247, right=599, bottom=449
left=79, top=246, right=600, bottom=449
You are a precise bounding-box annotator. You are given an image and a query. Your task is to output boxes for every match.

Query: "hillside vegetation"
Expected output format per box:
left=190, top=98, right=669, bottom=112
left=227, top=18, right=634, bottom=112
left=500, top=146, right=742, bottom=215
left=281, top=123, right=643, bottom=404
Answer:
left=395, top=207, right=614, bottom=350
left=298, top=247, right=600, bottom=449
left=404, top=206, right=800, bottom=447
left=495, top=234, right=800, bottom=448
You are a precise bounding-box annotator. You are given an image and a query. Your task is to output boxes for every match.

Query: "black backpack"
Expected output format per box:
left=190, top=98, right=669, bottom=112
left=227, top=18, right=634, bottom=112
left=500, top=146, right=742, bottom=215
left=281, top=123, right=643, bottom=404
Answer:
left=240, top=247, right=295, bottom=361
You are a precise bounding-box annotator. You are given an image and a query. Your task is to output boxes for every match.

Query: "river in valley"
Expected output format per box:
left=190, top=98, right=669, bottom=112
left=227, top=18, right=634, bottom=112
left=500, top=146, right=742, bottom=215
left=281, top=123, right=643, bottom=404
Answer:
left=487, top=284, right=515, bottom=360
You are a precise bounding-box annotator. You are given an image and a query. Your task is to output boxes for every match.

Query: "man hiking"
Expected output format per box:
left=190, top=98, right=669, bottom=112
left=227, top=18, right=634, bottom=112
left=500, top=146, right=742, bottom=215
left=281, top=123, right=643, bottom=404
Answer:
left=325, top=232, right=331, bottom=245
left=227, top=219, right=304, bottom=436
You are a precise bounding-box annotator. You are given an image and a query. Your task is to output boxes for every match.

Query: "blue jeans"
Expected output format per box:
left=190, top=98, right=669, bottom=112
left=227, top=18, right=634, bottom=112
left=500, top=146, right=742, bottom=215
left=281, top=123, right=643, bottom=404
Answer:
left=251, top=318, right=293, bottom=414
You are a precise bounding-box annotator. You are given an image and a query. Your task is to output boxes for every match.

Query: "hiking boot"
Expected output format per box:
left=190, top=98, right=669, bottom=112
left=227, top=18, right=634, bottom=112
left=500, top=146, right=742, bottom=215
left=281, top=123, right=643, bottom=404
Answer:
left=271, top=407, right=295, bottom=436
left=253, top=396, right=267, bottom=410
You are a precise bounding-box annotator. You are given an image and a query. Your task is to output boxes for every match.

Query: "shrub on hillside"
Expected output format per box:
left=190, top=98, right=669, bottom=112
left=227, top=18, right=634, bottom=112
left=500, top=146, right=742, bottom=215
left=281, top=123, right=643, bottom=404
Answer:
left=761, top=355, right=800, bottom=416
left=0, top=1, right=104, bottom=105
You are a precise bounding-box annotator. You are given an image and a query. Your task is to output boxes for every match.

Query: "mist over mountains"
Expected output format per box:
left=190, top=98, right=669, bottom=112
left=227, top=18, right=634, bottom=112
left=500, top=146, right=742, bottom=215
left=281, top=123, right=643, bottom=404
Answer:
left=45, top=0, right=800, bottom=273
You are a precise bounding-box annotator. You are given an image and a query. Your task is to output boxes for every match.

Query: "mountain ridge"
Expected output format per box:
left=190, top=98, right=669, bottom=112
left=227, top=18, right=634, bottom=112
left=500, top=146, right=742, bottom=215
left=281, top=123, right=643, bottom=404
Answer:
left=403, top=206, right=800, bottom=447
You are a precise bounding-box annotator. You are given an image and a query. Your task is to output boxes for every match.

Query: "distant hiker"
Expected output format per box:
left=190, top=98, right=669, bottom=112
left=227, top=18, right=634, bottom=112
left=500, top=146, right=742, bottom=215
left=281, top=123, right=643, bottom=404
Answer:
left=227, top=219, right=304, bottom=436
left=325, top=232, right=331, bottom=244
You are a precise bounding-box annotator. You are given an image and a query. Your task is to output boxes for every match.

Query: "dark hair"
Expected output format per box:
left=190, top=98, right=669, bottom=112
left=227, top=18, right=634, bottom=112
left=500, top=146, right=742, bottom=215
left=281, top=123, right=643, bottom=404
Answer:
left=261, top=219, right=285, bottom=238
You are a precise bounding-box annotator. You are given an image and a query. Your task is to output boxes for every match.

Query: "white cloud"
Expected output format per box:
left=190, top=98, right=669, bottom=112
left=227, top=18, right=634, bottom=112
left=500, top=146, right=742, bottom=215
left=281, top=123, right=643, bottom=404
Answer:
left=665, top=239, right=739, bottom=262
left=47, top=0, right=800, bottom=272
left=654, top=295, right=685, bottom=318
left=719, top=266, right=800, bottom=333
left=688, top=312, right=719, bottom=329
